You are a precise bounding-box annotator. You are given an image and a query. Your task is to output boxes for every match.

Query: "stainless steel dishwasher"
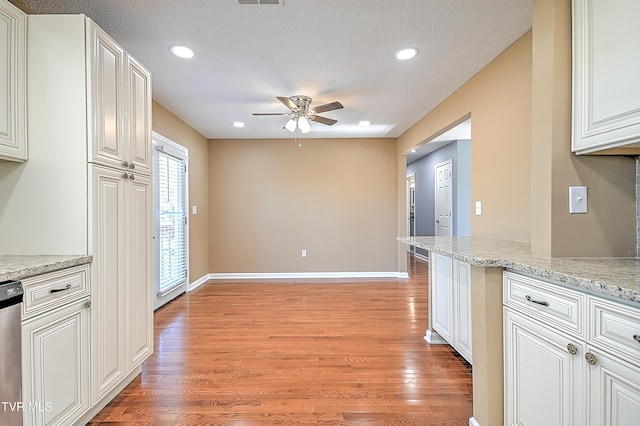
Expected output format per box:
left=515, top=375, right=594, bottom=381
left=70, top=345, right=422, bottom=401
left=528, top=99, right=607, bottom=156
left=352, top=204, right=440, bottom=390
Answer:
left=0, top=280, right=24, bottom=426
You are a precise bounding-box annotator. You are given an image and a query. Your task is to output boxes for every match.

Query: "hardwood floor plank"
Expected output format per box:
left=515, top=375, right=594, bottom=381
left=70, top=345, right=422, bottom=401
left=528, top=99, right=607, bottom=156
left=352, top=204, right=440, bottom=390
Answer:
left=89, top=255, right=472, bottom=425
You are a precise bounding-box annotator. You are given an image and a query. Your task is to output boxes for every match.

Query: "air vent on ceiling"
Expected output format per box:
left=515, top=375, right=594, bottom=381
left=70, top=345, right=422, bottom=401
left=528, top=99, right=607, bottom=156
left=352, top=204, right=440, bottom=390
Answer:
left=238, top=0, right=282, bottom=5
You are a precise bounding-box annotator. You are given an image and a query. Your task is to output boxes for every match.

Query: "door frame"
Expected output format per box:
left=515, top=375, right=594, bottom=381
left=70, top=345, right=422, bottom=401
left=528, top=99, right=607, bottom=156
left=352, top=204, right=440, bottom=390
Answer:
left=434, top=159, right=453, bottom=236
left=152, top=131, right=189, bottom=310
left=406, top=173, right=416, bottom=252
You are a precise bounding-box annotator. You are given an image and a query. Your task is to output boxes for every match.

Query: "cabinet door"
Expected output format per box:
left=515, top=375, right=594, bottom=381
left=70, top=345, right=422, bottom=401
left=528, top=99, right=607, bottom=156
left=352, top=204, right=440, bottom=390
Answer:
left=126, top=173, right=154, bottom=370
left=572, top=0, right=640, bottom=153
left=588, top=348, right=640, bottom=426
left=453, top=259, right=472, bottom=364
left=91, top=165, right=127, bottom=401
left=22, top=298, right=90, bottom=426
left=0, top=0, right=26, bottom=161
left=431, top=252, right=453, bottom=344
left=87, top=19, right=126, bottom=169
left=126, top=54, right=152, bottom=175
left=504, top=308, right=585, bottom=426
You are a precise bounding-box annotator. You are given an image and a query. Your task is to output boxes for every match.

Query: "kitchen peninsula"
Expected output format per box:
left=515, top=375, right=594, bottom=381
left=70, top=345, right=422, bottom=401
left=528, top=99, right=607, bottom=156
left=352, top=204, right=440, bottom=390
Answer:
left=398, top=236, right=640, bottom=426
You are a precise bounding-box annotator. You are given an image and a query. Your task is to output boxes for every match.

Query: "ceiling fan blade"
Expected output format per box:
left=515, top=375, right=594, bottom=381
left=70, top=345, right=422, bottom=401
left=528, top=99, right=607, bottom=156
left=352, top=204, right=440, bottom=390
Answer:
left=309, top=115, right=338, bottom=126
left=312, top=101, right=343, bottom=114
left=252, top=112, right=289, bottom=116
left=277, top=96, right=298, bottom=111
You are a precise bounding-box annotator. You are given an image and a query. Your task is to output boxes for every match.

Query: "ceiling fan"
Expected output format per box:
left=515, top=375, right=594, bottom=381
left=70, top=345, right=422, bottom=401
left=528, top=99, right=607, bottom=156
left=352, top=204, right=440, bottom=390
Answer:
left=252, top=95, right=344, bottom=134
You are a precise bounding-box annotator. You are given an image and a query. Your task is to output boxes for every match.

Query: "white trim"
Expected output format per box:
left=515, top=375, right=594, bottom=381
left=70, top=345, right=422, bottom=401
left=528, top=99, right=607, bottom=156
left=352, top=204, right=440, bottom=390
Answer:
left=207, top=271, right=407, bottom=280
left=424, top=329, right=448, bottom=344
left=413, top=252, right=429, bottom=262
left=469, top=417, right=480, bottom=426
left=188, top=274, right=210, bottom=292
left=398, top=272, right=410, bottom=279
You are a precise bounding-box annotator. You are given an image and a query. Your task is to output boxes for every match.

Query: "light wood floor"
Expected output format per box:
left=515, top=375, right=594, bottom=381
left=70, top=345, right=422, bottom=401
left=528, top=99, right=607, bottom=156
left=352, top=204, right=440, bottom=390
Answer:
left=88, top=255, right=472, bottom=425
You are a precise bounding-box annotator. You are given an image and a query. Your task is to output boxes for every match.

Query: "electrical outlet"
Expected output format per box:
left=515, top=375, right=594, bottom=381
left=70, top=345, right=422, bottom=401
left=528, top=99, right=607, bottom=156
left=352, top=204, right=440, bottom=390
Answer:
left=301, top=250, right=307, bottom=257
left=192, top=205, right=197, bottom=215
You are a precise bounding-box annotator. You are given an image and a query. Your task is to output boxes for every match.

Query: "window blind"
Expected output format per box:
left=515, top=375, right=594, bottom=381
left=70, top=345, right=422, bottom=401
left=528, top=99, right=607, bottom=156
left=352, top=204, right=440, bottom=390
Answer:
left=157, top=150, right=187, bottom=295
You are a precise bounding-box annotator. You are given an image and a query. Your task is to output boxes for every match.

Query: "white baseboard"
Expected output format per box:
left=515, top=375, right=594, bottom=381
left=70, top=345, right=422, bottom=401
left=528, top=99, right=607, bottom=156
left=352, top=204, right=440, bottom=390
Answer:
left=207, top=271, right=407, bottom=280
left=469, top=417, right=480, bottom=426
left=188, top=274, right=210, bottom=291
left=424, top=329, right=448, bottom=344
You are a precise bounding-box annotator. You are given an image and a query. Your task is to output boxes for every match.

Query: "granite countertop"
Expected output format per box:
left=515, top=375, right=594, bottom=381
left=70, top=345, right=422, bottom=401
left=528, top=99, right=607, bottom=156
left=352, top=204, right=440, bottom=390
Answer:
left=398, top=236, right=640, bottom=305
left=0, top=255, right=92, bottom=282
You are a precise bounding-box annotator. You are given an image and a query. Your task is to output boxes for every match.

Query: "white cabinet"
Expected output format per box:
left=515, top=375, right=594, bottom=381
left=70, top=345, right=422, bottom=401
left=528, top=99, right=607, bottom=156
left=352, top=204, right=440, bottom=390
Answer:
left=504, top=271, right=640, bottom=426
left=91, top=165, right=153, bottom=402
left=0, top=0, right=26, bottom=161
left=429, top=252, right=472, bottom=364
left=21, top=266, right=91, bottom=426
left=16, top=14, right=154, bottom=421
left=572, top=0, right=640, bottom=154
left=87, top=22, right=152, bottom=175
left=504, top=308, right=586, bottom=425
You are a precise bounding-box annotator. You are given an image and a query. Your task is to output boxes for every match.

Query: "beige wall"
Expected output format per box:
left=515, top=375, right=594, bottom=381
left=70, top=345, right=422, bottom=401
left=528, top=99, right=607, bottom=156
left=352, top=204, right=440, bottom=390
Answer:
left=398, top=8, right=636, bottom=258
left=152, top=101, right=211, bottom=282
left=399, top=31, right=534, bottom=244
left=208, top=138, right=398, bottom=273
left=530, top=0, right=636, bottom=257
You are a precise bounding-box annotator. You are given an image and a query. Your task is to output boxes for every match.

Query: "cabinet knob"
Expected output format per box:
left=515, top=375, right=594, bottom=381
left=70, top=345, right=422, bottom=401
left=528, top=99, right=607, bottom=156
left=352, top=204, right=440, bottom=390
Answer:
left=634, top=335, right=640, bottom=344
left=129, top=163, right=135, bottom=170
left=585, top=352, right=597, bottom=365
left=84, top=300, right=92, bottom=309
left=122, top=161, right=129, bottom=168
left=566, top=343, right=578, bottom=356
left=122, top=172, right=129, bottom=179
left=129, top=174, right=135, bottom=180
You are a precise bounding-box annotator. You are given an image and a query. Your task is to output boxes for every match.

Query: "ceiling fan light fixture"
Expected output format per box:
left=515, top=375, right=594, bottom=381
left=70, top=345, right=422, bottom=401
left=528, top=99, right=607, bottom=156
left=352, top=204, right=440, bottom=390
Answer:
left=396, top=47, right=418, bottom=60
left=170, top=45, right=194, bottom=59
left=298, top=116, right=311, bottom=133
left=359, top=120, right=370, bottom=127
left=285, top=118, right=297, bottom=132
left=233, top=121, right=245, bottom=128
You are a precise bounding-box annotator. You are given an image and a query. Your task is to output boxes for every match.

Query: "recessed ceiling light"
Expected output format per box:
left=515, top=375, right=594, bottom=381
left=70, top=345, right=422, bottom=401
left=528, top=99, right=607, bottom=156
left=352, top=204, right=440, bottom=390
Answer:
left=171, top=45, right=194, bottom=59
left=359, top=120, right=370, bottom=127
left=396, top=48, right=418, bottom=60
left=411, top=149, right=417, bottom=153
left=233, top=121, right=245, bottom=128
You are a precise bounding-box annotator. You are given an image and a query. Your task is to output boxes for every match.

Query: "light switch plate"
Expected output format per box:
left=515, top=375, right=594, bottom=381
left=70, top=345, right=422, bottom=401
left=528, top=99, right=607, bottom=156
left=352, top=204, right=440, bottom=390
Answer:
left=475, top=201, right=482, bottom=216
left=569, top=186, right=587, bottom=214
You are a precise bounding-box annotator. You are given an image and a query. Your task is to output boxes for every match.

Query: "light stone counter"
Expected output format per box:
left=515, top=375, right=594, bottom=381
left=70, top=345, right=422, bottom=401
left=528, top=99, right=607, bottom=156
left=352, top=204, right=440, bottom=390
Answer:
left=0, top=255, right=92, bottom=282
left=398, top=236, right=640, bottom=305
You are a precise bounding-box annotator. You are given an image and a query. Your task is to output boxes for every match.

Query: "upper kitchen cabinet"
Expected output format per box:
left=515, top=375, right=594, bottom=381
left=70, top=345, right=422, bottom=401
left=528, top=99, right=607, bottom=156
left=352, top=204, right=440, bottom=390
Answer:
left=572, top=0, right=640, bottom=154
left=87, top=20, right=152, bottom=174
left=0, top=0, right=26, bottom=161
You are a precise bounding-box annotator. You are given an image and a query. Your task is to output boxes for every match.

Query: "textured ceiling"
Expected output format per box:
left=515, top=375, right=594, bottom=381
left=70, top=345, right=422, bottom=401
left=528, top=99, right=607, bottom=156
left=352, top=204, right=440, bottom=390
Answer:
left=14, top=0, right=531, bottom=140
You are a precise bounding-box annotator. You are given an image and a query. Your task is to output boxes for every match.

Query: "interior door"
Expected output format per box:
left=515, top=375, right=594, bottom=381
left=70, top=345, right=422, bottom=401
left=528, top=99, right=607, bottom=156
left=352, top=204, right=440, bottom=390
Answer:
left=153, top=133, right=189, bottom=310
left=435, top=159, right=453, bottom=236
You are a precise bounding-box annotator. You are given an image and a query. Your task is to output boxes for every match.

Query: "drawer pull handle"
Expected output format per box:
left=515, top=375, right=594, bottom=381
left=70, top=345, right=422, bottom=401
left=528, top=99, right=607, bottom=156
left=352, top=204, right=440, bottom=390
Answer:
left=567, top=343, right=578, bottom=356
left=585, top=352, right=597, bottom=365
left=50, top=283, right=72, bottom=293
left=634, top=335, right=640, bottom=344
left=525, top=295, right=549, bottom=306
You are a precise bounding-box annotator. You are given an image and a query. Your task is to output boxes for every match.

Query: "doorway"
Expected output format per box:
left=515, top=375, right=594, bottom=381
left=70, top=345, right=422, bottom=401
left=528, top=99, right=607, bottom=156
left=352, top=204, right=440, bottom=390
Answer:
left=435, top=159, right=453, bottom=236
left=406, top=174, right=416, bottom=253
left=153, top=132, right=189, bottom=309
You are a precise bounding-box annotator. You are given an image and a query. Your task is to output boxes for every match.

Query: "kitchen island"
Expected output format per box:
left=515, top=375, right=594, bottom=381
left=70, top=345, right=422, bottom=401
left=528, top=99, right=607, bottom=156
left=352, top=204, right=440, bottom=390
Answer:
left=398, top=236, right=640, bottom=426
left=398, top=236, right=640, bottom=304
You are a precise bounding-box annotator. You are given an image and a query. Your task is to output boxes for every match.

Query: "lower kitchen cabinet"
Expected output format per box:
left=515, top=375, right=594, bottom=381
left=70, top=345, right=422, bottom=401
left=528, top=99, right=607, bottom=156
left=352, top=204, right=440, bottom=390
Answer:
left=504, top=271, right=640, bottom=426
left=22, top=297, right=91, bottom=426
left=430, top=252, right=472, bottom=363
left=504, top=308, right=585, bottom=425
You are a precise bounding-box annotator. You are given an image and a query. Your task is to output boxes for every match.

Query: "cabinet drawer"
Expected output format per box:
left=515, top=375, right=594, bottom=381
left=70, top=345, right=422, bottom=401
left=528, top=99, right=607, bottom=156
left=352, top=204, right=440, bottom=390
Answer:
left=504, top=271, right=586, bottom=338
left=22, top=265, right=90, bottom=319
left=589, top=297, right=640, bottom=367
